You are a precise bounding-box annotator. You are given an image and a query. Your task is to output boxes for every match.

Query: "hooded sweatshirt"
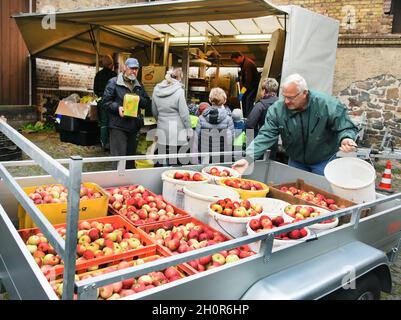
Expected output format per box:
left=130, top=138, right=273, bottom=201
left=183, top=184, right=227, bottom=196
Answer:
left=152, top=79, right=192, bottom=146
left=195, top=106, right=234, bottom=154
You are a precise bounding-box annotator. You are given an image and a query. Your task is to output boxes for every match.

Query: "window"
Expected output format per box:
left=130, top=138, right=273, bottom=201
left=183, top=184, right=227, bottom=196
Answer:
left=391, top=0, right=401, bottom=33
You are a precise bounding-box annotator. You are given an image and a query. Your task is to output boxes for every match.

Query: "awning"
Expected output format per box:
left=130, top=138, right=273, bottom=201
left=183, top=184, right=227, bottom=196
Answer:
left=13, top=0, right=286, bottom=65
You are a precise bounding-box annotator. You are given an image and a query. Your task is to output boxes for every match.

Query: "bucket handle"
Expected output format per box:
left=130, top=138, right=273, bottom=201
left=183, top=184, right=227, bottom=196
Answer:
left=305, top=229, right=319, bottom=242
left=213, top=215, right=239, bottom=239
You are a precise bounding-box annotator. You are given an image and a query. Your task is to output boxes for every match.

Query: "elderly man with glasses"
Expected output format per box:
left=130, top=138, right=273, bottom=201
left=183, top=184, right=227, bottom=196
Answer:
left=232, top=73, right=358, bottom=176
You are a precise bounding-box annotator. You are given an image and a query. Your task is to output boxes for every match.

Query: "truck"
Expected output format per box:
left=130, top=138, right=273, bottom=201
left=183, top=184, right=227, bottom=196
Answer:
left=1, top=119, right=401, bottom=300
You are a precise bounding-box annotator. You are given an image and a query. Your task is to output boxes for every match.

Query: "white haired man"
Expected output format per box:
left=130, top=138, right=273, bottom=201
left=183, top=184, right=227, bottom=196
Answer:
left=232, top=73, right=358, bottom=176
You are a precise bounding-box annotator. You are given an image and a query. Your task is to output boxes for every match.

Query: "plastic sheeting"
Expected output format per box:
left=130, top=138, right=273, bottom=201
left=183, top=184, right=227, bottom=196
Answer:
left=280, top=5, right=339, bottom=94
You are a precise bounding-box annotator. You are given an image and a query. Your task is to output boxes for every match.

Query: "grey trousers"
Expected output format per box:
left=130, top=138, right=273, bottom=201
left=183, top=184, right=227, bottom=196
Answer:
left=109, top=128, right=138, bottom=169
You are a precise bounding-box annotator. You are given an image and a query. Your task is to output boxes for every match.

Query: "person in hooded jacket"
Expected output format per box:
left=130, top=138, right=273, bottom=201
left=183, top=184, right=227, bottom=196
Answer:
left=246, top=77, right=279, bottom=160
left=103, top=58, right=150, bottom=169
left=195, top=87, right=234, bottom=164
left=152, top=67, right=192, bottom=166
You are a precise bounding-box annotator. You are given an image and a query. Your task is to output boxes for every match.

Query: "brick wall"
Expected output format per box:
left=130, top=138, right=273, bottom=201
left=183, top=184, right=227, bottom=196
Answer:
left=272, top=0, right=393, bottom=36
left=36, top=58, right=96, bottom=90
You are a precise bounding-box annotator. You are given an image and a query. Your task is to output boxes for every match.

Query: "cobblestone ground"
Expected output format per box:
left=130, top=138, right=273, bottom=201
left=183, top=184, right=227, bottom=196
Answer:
left=3, top=131, right=401, bottom=299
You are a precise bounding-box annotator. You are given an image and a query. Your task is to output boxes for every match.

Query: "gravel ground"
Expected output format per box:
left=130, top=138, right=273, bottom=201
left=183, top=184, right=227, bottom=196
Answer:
left=3, top=131, right=401, bottom=299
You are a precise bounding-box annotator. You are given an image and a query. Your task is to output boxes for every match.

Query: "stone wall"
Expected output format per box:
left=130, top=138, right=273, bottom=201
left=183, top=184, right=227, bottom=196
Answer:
left=334, top=47, right=401, bottom=95
left=338, top=74, right=401, bottom=148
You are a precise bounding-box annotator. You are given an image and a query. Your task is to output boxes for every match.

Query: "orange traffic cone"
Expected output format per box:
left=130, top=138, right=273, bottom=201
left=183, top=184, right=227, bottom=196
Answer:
left=377, top=160, right=394, bottom=193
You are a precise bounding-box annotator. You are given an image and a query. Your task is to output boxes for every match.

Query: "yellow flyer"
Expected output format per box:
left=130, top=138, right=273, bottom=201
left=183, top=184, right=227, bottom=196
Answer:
left=123, top=94, right=140, bottom=117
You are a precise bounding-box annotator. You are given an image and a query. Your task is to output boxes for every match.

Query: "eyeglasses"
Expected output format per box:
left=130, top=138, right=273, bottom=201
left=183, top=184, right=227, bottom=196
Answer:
left=283, top=91, right=302, bottom=101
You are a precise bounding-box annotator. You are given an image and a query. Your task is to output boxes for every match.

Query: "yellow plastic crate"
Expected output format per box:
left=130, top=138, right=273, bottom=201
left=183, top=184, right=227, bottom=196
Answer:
left=218, top=178, right=269, bottom=200
left=18, top=182, right=109, bottom=229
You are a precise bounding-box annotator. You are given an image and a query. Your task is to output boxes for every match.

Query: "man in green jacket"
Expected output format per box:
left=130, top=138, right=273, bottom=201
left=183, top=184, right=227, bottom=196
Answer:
left=232, top=73, right=358, bottom=176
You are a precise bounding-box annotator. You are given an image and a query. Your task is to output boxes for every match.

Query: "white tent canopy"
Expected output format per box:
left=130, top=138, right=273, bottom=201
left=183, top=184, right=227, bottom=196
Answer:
left=13, top=0, right=286, bottom=64
left=13, top=1, right=340, bottom=94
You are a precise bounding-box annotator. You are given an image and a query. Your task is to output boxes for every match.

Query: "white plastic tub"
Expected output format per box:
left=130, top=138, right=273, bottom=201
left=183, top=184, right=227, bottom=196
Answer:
left=248, top=198, right=291, bottom=218
left=208, top=205, right=262, bottom=239
left=201, top=165, right=241, bottom=184
left=161, top=170, right=209, bottom=208
left=324, top=157, right=376, bottom=203
left=282, top=205, right=338, bottom=232
left=183, top=184, right=240, bottom=223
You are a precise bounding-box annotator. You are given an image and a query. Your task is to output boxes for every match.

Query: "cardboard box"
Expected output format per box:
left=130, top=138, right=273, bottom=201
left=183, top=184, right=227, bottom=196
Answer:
left=55, top=100, right=97, bottom=121
left=123, top=94, right=140, bottom=117
left=141, top=65, right=166, bottom=85
left=268, top=179, right=370, bottom=225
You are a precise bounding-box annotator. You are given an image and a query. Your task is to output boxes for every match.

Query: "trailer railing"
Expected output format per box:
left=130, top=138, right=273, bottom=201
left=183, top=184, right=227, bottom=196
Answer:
left=2, top=118, right=401, bottom=300
left=0, top=118, right=81, bottom=299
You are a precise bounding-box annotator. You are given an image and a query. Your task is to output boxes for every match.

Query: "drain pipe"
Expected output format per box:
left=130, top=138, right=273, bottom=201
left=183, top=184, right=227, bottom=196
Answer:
left=28, top=0, right=33, bottom=106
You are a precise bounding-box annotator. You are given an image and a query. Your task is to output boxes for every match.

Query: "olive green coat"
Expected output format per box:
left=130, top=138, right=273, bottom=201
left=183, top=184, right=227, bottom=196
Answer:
left=246, top=90, right=358, bottom=164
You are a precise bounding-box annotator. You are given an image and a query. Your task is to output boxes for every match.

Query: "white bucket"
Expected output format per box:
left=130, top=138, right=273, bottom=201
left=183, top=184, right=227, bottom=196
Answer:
left=248, top=198, right=291, bottom=218
left=324, top=157, right=376, bottom=203
left=282, top=205, right=338, bottom=233
left=207, top=205, right=262, bottom=239
left=161, top=170, right=209, bottom=208
left=201, top=165, right=241, bottom=184
left=183, top=184, right=240, bottom=224
left=246, top=218, right=311, bottom=252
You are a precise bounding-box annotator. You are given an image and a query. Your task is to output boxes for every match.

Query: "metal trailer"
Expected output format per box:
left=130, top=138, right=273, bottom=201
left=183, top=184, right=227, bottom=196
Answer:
left=1, top=120, right=401, bottom=300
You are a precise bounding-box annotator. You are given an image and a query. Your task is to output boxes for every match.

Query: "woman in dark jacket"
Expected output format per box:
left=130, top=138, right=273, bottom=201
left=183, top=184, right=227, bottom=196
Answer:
left=195, top=88, right=234, bottom=164
left=246, top=77, right=279, bottom=160
left=103, top=58, right=150, bottom=169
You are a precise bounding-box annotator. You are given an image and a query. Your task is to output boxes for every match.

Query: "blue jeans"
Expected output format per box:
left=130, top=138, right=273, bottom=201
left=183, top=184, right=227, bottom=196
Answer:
left=288, top=154, right=337, bottom=176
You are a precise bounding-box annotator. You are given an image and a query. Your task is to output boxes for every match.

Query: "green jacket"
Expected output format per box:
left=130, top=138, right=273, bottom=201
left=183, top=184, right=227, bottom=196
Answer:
left=246, top=90, right=358, bottom=165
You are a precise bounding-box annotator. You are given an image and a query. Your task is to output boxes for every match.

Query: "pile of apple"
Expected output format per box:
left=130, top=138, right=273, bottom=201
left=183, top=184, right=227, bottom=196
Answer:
left=24, top=219, right=146, bottom=280
left=210, top=198, right=263, bottom=217
left=52, top=260, right=186, bottom=300
left=223, top=178, right=265, bottom=191
left=283, top=205, right=336, bottom=224
left=144, top=221, right=227, bottom=253
left=167, top=171, right=207, bottom=181
left=144, top=221, right=255, bottom=272
left=249, top=215, right=309, bottom=240
left=106, top=185, right=185, bottom=225
left=186, top=246, right=256, bottom=272
left=206, top=167, right=233, bottom=177
left=279, top=186, right=346, bottom=210
left=27, top=184, right=103, bottom=205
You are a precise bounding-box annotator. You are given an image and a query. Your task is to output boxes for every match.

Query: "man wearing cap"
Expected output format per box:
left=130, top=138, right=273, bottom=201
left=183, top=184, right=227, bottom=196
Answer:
left=103, top=58, right=151, bottom=169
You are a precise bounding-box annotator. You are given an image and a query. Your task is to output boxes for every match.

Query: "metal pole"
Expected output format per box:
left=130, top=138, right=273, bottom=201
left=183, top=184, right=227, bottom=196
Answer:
left=163, top=33, right=170, bottom=67
left=62, top=156, right=83, bottom=300
left=96, top=27, right=101, bottom=72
